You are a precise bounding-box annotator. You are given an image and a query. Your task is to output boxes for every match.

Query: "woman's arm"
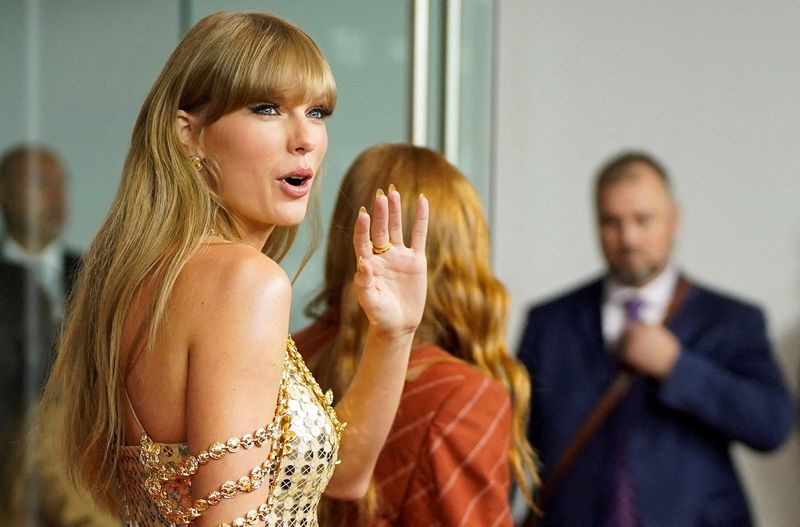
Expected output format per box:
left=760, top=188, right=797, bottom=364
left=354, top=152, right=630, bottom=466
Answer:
left=184, top=244, right=292, bottom=527
left=325, top=189, right=429, bottom=499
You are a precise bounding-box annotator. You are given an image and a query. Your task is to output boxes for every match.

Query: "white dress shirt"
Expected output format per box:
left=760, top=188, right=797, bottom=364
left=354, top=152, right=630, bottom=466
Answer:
left=602, top=264, right=679, bottom=349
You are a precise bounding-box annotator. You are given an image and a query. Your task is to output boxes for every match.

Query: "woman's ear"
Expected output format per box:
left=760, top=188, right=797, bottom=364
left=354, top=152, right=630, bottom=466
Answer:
left=176, top=109, right=201, bottom=156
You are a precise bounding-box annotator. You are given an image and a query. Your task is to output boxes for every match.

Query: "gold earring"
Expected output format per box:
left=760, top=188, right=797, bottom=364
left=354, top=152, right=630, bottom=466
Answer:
left=189, top=155, right=203, bottom=170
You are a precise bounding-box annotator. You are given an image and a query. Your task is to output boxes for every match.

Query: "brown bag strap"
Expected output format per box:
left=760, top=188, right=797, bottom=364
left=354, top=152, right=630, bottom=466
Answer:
left=525, top=276, right=692, bottom=527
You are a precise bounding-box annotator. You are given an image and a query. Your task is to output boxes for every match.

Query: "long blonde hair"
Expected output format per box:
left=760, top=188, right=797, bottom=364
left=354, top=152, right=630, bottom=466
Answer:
left=307, top=144, right=539, bottom=523
left=41, top=11, right=335, bottom=511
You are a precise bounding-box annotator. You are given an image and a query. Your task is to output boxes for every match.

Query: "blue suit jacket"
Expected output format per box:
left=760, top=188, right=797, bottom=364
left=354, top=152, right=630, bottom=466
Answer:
left=518, top=277, right=794, bottom=527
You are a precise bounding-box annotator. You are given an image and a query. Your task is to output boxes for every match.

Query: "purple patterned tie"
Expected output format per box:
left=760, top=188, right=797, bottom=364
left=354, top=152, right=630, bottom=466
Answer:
left=625, top=297, right=644, bottom=322
left=604, top=296, right=644, bottom=526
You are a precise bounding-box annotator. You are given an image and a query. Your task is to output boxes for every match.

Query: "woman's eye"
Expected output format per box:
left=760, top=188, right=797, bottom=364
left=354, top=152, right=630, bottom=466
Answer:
left=250, top=103, right=279, bottom=116
left=307, top=107, right=331, bottom=120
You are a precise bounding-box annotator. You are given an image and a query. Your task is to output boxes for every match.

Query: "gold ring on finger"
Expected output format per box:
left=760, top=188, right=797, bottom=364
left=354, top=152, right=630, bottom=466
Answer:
left=372, top=241, right=392, bottom=255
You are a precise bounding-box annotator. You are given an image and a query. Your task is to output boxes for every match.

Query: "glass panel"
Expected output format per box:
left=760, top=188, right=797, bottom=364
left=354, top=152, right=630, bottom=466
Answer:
left=5, top=0, right=181, bottom=249
left=1, top=3, right=180, bottom=522
left=0, top=0, right=28, bottom=149
left=458, top=0, right=494, bottom=211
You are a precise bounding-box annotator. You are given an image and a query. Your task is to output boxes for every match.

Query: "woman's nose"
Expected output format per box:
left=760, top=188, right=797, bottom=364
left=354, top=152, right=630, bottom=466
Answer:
left=289, top=118, right=317, bottom=154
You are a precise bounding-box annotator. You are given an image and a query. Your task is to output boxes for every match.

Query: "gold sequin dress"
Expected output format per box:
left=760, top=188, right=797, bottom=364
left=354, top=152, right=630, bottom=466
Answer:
left=116, top=338, right=345, bottom=527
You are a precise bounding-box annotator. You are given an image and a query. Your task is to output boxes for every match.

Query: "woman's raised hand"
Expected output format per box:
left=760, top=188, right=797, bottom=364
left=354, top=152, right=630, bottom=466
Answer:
left=352, top=186, right=429, bottom=337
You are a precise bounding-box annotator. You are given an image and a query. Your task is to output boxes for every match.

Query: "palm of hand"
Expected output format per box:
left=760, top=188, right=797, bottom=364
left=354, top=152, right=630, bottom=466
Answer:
left=352, top=189, right=429, bottom=336
left=357, top=245, right=427, bottom=334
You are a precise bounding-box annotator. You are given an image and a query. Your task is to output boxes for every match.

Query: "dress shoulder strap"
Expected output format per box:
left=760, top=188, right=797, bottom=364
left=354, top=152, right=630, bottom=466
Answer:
left=122, top=386, right=147, bottom=437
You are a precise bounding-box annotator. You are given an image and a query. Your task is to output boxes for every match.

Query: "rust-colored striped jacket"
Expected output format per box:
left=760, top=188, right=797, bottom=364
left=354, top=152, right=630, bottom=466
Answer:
left=295, top=320, right=513, bottom=527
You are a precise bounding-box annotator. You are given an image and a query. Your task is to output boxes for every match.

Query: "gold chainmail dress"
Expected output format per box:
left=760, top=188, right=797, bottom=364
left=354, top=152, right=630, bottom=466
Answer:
left=116, top=337, right=345, bottom=527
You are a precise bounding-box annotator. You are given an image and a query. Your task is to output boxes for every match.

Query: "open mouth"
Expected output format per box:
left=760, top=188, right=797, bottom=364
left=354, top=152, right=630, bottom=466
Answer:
left=284, top=175, right=310, bottom=187
left=279, top=169, right=314, bottom=197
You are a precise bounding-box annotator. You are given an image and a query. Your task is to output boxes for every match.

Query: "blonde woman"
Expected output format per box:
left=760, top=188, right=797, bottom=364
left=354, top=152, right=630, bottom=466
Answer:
left=295, top=144, right=538, bottom=526
left=41, top=13, right=428, bottom=527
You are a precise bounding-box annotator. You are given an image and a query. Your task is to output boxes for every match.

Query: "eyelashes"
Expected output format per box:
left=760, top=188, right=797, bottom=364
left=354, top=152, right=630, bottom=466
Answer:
left=249, top=103, right=278, bottom=116
left=248, top=103, right=332, bottom=120
left=307, top=106, right=332, bottom=120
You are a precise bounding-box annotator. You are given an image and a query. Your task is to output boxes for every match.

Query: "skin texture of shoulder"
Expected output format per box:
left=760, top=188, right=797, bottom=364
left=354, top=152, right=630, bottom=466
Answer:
left=158, top=241, right=292, bottom=526
left=180, top=242, right=291, bottom=350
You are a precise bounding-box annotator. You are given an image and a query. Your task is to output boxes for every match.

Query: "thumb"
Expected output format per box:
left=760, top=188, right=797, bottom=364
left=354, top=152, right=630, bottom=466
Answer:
left=353, top=256, right=374, bottom=289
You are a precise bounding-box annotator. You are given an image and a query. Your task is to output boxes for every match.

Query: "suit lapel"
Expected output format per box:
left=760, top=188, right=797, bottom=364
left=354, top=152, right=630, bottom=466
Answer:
left=62, top=251, right=82, bottom=297
left=575, top=279, right=616, bottom=385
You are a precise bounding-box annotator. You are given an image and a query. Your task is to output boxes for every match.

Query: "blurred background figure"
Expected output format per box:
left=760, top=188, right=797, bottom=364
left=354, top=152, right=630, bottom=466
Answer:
left=295, top=143, right=538, bottom=526
left=0, top=145, right=116, bottom=525
left=518, top=151, right=794, bottom=527
left=0, top=144, right=79, bottom=480
left=0, top=145, right=79, bottom=319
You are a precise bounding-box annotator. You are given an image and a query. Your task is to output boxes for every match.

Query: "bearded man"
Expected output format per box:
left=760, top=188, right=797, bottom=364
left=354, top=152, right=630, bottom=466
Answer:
left=518, top=151, right=793, bottom=527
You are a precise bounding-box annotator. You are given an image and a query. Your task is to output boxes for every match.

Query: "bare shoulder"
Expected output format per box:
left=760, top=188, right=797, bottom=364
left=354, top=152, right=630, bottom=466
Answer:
left=178, top=243, right=294, bottom=519
left=173, top=243, right=289, bottom=337
left=183, top=242, right=290, bottom=304
left=177, top=240, right=292, bottom=356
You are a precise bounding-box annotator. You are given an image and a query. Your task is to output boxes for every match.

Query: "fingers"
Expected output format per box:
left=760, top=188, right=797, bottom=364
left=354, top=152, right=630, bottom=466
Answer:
left=370, top=189, right=390, bottom=250
left=353, top=187, right=426, bottom=257
left=353, top=206, right=373, bottom=260
left=387, top=184, right=404, bottom=245
left=410, top=193, right=429, bottom=254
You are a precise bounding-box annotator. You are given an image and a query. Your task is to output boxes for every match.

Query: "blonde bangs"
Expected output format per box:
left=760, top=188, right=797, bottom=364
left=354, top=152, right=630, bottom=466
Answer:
left=258, top=30, right=337, bottom=110
left=199, top=13, right=336, bottom=123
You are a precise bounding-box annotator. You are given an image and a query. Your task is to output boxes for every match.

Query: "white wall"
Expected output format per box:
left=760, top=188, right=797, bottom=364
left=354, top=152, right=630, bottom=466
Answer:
left=494, top=2, right=800, bottom=525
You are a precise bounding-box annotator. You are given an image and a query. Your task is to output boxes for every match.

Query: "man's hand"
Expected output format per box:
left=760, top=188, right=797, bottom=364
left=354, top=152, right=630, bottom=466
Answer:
left=618, top=323, right=681, bottom=380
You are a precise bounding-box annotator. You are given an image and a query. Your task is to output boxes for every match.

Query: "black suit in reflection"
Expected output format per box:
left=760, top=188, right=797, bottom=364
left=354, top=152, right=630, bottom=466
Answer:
left=0, top=145, right=104, bottom=526
left=0, top=253, right=81, bottom=447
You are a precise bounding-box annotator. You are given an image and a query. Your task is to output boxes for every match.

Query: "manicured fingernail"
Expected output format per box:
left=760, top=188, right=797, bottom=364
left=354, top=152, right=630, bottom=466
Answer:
left=357, top=256, right=365, bottom=273
left=376, top=188, right=385, bottom=197
left=388, top=183, right=396, bottom=193
left=420, top=192, right=426, bottom=199
left=359, top=206, right=367, bottom=214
